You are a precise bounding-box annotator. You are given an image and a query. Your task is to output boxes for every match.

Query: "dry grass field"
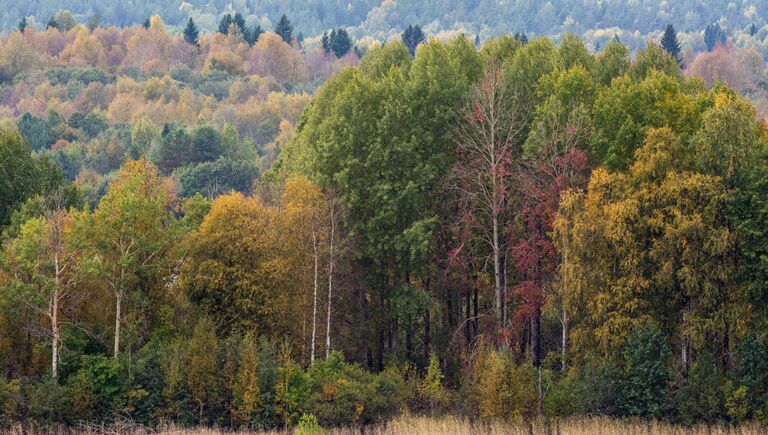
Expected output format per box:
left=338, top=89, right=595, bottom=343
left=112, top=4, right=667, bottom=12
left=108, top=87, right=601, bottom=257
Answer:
left=6, top=415, right=766, bottom=435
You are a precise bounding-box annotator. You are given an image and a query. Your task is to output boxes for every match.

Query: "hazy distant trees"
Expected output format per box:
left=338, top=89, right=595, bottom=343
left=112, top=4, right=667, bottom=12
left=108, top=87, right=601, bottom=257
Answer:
left=660, top=24, right=681, bottom=65
left=183, top=17, right=199, bottom=47
left=402, top=24, right=426, bottom=56
left=275, top=14, right=294, bottom=44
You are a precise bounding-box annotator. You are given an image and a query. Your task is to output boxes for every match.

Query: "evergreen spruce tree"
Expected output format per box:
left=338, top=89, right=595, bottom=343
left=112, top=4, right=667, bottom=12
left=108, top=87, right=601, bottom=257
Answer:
left=245, top=25, right=263, bottom=46
left=183, top=17, right=200, bottom=48
left=18, top=17, right=27, bottom=33
left=275, top=14, right=294, bottom=44
left=330, top=29, right=352, bottom=58
left=401, top=24, right=426, bottom=56
left=749, top=23, right=758, bottom=37
left=704, top=23, right=727, bottom=51
left=660, top=24, right=682, bottom=66
left=233, top=13, right=246, bottom=33
left=321, top=31, right=331, bottom=55
left=142, top=18, right=150, bottom=29
left=218, top=13, right=233, bottom=35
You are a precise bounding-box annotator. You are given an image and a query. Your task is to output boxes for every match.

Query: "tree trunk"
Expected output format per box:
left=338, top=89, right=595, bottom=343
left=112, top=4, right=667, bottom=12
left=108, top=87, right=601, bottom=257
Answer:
left=310, top=231, right=319, bottom=363
left=51, top=292, right=59, bottom=379
left=561, top=305, right=568, bottom=373
left=325, top=208, right=335, bottom=359
left=533, top=305, right=541, bottom=367
left=423, top=307, right=430, bottom=362
left=465, top=271, right=471, bottom=345
left=493, top=215, right=503, bottom=330
left=114, top=289, right=122, bottom=359
left=472, top=273, right=479, bottom=336
left=537, top=365, right=543, bottom=418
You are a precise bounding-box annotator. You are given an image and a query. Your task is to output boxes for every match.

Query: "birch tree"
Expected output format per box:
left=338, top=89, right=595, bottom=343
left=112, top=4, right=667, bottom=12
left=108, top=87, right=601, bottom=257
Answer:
left=4, top=198, right=88, bottom=379
left=87, top=159, right=175, bottom=359
left=454, top=64, right=525, bottom=330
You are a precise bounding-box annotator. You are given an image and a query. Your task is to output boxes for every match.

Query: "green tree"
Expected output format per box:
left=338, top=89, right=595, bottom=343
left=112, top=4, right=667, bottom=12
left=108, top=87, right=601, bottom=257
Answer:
left=704, top=24, right=727, bottom=51
left=330, top=29, right=352, bottom=58
left=84, top=159, right=176, bottom=359
left=618, top=323, right=671, bottom=418
left=0, top=130, right=60, bottom=226
left=17, top=17, right=27, bottom=33
left=275, top=14, right=294, bottom=44
left=401, top=24, right=426, bottom=56
left=183, top=18, right=199, bottom=47
left=187, top=319, right=220, bottom=423
left=218, top=13, right=233, bottom=35
left=233, top=331, right=261, bottom=427
left=660, top=24, right=682, bottom=66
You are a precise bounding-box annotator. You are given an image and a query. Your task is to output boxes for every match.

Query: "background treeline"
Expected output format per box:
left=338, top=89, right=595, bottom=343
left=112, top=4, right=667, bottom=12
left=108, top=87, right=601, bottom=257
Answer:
left=3, top=0, right=768, bottom=52
left=0, top=15, right=359, bottom=204
left=1, top=17, right=768, bottom=434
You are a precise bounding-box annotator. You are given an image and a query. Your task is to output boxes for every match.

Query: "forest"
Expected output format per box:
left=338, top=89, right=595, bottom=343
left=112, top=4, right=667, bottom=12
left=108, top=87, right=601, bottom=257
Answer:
left=0, top=6, right=768, bottom=435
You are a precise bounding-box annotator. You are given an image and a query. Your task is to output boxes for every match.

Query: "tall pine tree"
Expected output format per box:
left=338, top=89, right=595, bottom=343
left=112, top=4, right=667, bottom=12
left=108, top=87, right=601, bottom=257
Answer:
left=321, top=31, right=331, bottom=55
left=218, top=13, right=233, bottom=35
left=660, top=24, right=681, bottom=66
left=401, top=24, right=426, bottom=56
left=275, top=14, right=293, bottom=44
left=330, top=28, right=352, bottom=58
left=184, top=17, right=200, bottom=48
left=245, top=25, right=263, bottom=46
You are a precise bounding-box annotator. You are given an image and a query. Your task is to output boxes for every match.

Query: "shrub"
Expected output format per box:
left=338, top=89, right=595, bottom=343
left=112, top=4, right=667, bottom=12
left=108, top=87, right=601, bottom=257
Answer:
left=467, top=346, right=536, bottom=421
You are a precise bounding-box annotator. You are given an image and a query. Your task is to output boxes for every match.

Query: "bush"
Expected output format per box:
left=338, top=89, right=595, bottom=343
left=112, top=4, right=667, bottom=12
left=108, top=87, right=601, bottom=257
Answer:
left=467, top=346, right=536, bottom=421
left=617, top=322, right=671, bottom=418
left=673, top=352, right=725, bottom=424
left=295, top=413, right=327, bottom=435
left=307, top=351, right=405, bottom=427
left=174, top=157, right=259, bottom=198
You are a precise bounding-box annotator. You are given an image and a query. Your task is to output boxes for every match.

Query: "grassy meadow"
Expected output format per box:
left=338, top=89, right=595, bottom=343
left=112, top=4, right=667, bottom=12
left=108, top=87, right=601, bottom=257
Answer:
left=6, top=415, right=765, bottom=435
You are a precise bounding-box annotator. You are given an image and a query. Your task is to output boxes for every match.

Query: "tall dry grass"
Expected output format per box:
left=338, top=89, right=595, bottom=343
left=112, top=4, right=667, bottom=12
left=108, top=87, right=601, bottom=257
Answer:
left=5, top=415, right=766, bottom=435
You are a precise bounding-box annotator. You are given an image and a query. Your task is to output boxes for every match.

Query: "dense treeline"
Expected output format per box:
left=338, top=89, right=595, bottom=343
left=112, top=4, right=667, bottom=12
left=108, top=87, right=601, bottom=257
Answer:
left=1, top=25, right=768, bottom=433
left=3, top=0, right=768, bottom=51
left=0, top=17, right=359, bottom=205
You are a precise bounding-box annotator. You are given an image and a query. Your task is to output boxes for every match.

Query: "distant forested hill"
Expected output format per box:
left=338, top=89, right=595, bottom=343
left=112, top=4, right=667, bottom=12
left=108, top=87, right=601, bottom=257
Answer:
left=3, top=0, right=768, bottom=46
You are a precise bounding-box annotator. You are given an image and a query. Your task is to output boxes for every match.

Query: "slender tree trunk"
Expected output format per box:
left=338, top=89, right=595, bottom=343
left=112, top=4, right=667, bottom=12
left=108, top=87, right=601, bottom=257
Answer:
left=377, top=285, right=385, bottom=371
left=537, top=366, right=543, bottom=418
left=114, top=289, right=122, bottom=359
left=325, top=208, right=335, bottom=359
left=52, top=250, right=61, bottom=379
left=681, top=310, right=688, bottom=373
left=465, top=271, right=471, bottom=345
left=423, top=307, right=430, bottom=362
left=493, top=215, right=503, bottom=330
left=51, top=292, right=59, bottom=379
left=561, top=305, right=568, bottom=372
left=472, top=273, right=479, bottom=336
left=311, top=231, right=319, bottom=363
left=561, top=249, right=568, bottom=372
left=533, top=305, right=541, bottom=367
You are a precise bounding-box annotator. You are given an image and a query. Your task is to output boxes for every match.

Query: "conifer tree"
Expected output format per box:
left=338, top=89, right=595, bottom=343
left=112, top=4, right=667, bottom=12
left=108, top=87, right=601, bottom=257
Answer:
left=330, top=28, right=352, bottom=58
left=275, top=14, right=294, bottom=44
left=245, top=24, right=263, bottom=46
left=321, top=31, right=330, bottom=55
left=17, top=17, right=27, bottom=33
left=233, top=12, right=246, bottom=33
left=183, top=17, right=200, bottom=48
left=218, top=13, right=233, bottom=35
left=660, top=24, right=681, bottom=65
left=401, top=24, right=426, bottom=56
